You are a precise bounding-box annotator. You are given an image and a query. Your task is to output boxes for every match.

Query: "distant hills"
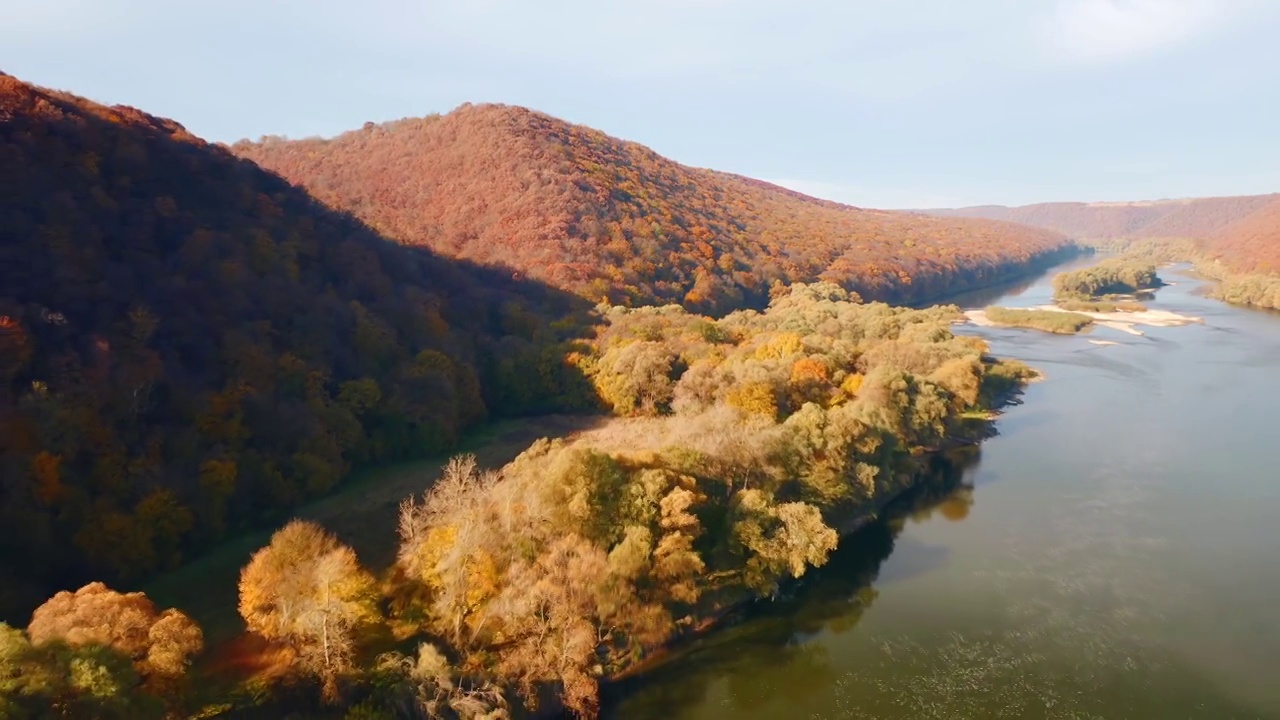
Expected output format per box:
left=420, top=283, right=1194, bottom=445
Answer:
left=927, top=195, right=1278, bottom=241
left=927, top=195, right=1280, bottom=275
left=232, top=104, right=1075, bottom=314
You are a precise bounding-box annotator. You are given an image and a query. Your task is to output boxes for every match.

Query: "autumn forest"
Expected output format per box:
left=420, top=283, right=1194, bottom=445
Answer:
left=3, top=67, right=1280, bottom=720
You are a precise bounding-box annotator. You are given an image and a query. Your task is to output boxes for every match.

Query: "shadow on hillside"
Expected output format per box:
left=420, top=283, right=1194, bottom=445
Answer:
left=0, top=83, right=604, bottom=624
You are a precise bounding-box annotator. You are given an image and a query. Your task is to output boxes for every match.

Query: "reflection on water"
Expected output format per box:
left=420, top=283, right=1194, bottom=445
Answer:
left=607, top=261, right=1280, bottom=719
left=920, top=254, right=1101, bottom=310
left=604, top=452, right=982, bottom=718
left=832, top=452, right=1236, bottom=719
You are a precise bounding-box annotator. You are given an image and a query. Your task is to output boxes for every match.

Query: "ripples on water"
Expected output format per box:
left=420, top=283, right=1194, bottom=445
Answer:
left=832, top=454, right=1202, bottom=719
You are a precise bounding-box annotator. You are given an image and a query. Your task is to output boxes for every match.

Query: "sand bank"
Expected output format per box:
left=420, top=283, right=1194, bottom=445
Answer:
left=962, top=306, right=1202, bottom=337
left=1031, top=305, right=1201, bottom=337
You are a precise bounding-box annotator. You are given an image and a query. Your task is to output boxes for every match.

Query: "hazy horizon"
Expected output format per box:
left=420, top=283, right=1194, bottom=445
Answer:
left=5, top=0, right=1279, bottom=209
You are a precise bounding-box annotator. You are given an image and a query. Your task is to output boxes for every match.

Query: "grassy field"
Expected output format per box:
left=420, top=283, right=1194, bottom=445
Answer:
left=145, top=415, right=602, bottom=647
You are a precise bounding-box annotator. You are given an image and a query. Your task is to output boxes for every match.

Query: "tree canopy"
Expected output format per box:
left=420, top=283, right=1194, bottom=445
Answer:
left=379, top=283, right=1035, bottom=715
left=234, top=104, right=1077, bottom=314
left=0, top=73, right=597, bottom=622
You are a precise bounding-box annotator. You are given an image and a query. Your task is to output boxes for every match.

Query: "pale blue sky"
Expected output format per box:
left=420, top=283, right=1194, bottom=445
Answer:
left=4, top=0, right=1279, bottom=208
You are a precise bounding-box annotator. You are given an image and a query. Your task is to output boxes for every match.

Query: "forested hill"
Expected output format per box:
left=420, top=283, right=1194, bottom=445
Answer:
left=0, top=74, right=596, bottom=621
left=928, top=195, right=1280, bottom=244
left=1203, top=196, right=1280, bottom=274
left=232, top=104, right=1076, bottom=314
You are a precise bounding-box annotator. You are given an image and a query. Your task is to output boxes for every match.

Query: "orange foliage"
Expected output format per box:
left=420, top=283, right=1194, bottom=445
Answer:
left=0, top=73, right=597, bottom=622
left=932, top=194, right=1279, bottom=243
left=931, top=193, right=1280, bottom=277
left=234, top=104, right=1076, bottom=314
left=30, top=451, right=64, bottom=506
left=1203, top=197, right=1280, bottom=274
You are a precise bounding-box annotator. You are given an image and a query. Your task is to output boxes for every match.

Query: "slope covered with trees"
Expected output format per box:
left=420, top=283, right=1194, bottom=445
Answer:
left=0, top=73, right=1054, bottom=718
left=1202, top=196, right=1280, bottom=274
left=929, top=195, right=1279, bottom=242
left=0, top=74, right=597, bottom=622
left=933, top=195, right=1280, bottom=311
left=232, top=104, right=1076, bottom=314
left=234, top=283, right=1034, bottom=718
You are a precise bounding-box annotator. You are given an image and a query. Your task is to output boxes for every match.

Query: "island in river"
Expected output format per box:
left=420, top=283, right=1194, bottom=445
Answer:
left=605, top=258, right=1280, bottom=719
left=966, top=303, right=1202, bottom=336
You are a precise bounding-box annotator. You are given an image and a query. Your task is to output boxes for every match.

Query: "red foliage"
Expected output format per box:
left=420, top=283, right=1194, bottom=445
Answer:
left=233, top=104, right=1074, bottom=313
left=932, top=195, right=1279, bottom=243
left=1203, top=197, right=1280, bottom=274
left=0, top=75, right=596, bottom=622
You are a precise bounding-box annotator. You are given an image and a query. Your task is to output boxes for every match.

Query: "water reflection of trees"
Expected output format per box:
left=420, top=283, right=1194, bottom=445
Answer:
left=602, top=449, right=983, bottom=718
left=913, top=272, right=1042, bottom=309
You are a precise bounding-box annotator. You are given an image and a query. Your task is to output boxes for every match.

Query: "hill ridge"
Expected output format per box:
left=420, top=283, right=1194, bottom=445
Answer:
left=926, top=194, right=1280, bottom=242
left=0, top=73, right=592, bottom=620
left=233, top=102, right=1076, bottom=314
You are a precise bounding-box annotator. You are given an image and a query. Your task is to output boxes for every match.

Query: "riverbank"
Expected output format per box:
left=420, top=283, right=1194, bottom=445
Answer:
left=598, top=380, right=1024, bottom=690
left=144, top=275, right=1068, bottom=718
left=602, top=254, right=1280, bottom=720
left=601, top=448, right=977, bottom=688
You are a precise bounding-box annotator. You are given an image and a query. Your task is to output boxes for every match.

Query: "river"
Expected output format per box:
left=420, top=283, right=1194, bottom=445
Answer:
left=604, top=258, right=1280, bottom=719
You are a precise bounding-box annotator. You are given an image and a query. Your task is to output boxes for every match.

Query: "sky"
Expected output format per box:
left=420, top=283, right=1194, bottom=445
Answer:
left=3, top=0, right=1279, bottom=209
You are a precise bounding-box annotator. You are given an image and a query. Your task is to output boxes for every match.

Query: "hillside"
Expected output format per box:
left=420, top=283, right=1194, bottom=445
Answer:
left=0, top=74, right=595, bottom=621
left=929, top=195, right=1279, bottom=243
left=1203, top=196, right=1280, bottom=274
left=232, top=104, right=1075, bottom=314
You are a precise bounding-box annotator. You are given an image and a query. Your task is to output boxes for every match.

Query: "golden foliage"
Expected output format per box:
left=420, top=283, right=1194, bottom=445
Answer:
left=238, top=520, right=378, bottom=697
left=838, top=373, right=865, bottom=400
left=26, top=582, right=203, bottom=681
left=726, top=382, right=779, bottom=420
left=754, top=332, right=804, bottom=360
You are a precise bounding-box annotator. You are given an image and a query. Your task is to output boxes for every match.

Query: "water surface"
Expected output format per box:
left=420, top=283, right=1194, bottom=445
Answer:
left=607, top=261, right=1280, bottom=719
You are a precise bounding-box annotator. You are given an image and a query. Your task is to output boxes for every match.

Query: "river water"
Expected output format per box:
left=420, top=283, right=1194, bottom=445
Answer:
left=605, top=259, right=1280, bottom=719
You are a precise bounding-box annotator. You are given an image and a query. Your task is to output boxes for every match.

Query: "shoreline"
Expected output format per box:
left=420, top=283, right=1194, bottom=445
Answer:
left=596, top=383, right=1024, bottom=693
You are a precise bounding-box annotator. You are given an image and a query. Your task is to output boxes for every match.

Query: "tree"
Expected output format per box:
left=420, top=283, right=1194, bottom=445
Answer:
left=396, top=455, right=502, bottom=646
left=25, top=582, right=203, bottom=685
left=487, top=535, right=669, bottom=718
left=592, top=341, right=678, bottom=415
left=0, top=623, right=161, bottom=719
left=238, top=520, right=378, bottom=701
left=371, top=643, right=509, bottom=720
left=732, top=491, right=838, bottom=593
left=0, top=623, right=62, bottom=718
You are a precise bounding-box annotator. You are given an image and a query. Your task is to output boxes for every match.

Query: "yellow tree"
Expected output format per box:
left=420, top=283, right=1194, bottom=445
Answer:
left=238, top=520, right=379, bottom=701
left=396, top=455, right=505, bottom=646
left=487, top=535, right=669, bottom=718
